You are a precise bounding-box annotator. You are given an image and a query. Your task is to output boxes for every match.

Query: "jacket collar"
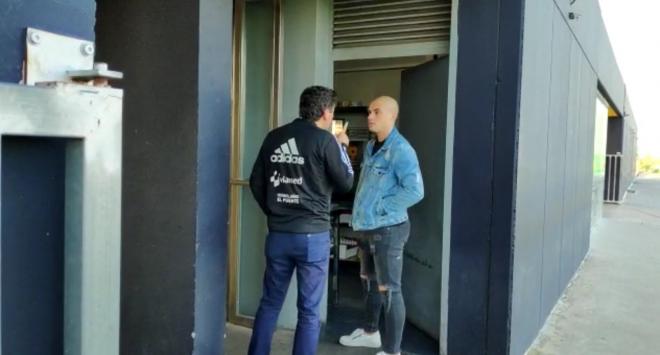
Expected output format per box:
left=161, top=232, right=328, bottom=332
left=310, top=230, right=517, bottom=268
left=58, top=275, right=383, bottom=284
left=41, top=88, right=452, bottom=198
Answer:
left=367, top=128, right=400, bottom=157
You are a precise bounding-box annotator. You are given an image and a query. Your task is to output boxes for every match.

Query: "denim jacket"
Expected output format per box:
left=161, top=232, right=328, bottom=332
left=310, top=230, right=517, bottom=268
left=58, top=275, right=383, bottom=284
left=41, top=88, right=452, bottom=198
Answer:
left=352, top=128, right=424, bottom=231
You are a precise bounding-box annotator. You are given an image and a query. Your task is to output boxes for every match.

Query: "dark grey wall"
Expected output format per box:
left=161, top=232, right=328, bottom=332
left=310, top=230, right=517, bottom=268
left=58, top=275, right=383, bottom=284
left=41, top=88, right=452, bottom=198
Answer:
left=96, top=0, right=232, bottom=353
left=510, top=1, right=633, bottom=354
left=96, top=2, right=198, bottom=353
left=399, top=58, right=449, bottom=340
left=447, top=0, right=525, bottom=353
left=1, top=138, right=67, bottom=355
left=607, top=117, right=623, bottom=154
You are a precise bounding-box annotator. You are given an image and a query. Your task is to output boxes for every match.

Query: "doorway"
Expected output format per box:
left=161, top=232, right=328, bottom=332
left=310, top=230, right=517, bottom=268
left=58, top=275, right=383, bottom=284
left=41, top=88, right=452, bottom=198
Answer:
left=227, top=1, right=452, bottom=353
left=326, top=56, right=449, bottom=354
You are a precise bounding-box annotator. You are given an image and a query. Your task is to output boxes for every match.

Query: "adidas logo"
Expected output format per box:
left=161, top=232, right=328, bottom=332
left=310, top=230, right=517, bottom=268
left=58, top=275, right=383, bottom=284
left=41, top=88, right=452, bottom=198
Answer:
left=270, top=138, right=305, bottom=165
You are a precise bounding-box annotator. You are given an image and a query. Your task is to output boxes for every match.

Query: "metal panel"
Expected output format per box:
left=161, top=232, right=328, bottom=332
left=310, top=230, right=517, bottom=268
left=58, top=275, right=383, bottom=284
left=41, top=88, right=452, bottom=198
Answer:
left=25, top=28, right=95, bottom=85
left=333, top=0, right=451, bottom=48
left=510, top=0, right=554, bottom=353
left=447, top=0, right=525, bottom=353
left=553, top=0, right=626, bottom=116
left=559, top=37, right=581, bottom=292
left=0, top=83, right=123, bottom=355
left=578, top=64, right=597, bottom=261
left=399, top=57, right=449, bottom=340
left=511, top=3, right=604, bottom=353
left=540, top=6, right=571, bottom=327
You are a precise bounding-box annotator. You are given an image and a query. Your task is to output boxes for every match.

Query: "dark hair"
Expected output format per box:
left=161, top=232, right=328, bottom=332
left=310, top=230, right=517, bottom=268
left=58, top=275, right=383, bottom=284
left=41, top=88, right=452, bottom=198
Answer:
left=299, top=86, right=337, bottom=121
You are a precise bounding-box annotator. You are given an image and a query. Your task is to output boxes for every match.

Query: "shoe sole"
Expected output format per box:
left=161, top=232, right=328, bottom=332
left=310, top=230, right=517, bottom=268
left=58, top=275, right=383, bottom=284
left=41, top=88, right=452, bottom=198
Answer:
left=338, top=339, right=381, bottom=348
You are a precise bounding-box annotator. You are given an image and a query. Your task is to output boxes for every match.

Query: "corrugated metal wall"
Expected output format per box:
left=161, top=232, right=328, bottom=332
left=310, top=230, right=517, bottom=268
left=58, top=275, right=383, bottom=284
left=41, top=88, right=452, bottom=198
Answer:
left=333, top=0, right=451, bottom=48
left=510, top=0, right=620, bottom=354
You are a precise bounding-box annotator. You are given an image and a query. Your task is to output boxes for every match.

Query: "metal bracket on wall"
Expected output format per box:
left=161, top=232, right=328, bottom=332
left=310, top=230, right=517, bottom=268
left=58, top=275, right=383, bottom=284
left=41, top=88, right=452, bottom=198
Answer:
left=25, top=28, right=123, bottom=86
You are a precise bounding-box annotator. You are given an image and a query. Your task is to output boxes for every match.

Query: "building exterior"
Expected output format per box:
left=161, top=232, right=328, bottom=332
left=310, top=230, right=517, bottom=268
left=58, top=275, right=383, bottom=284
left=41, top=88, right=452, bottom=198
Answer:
left=0, top=0, right=637, bottom=354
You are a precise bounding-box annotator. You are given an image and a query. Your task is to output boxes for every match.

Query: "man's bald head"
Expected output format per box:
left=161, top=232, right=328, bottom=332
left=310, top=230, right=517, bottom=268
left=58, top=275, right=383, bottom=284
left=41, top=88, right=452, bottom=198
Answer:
left=368, top=96, right=399, bottom=141
left=372, top=96, right=399, bottom=119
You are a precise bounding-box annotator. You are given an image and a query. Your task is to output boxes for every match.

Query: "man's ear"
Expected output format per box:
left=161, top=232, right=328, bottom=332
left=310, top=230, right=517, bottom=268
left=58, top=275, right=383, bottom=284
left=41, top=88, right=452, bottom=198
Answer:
left=324, top=108, right=333, bottom=118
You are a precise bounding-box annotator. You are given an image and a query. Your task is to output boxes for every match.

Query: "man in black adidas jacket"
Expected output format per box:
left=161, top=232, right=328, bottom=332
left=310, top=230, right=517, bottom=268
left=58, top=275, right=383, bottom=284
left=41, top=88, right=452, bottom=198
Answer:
left=248, top=86, right=354, bottom=355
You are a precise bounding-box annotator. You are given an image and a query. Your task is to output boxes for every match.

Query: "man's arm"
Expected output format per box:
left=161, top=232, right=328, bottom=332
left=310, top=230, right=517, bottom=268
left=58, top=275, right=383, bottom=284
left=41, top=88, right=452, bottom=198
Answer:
left=380, top=145, right=424, bottom=213
left=324, top=137, right=355, bottom=193
left=249, top=145, right=269, bottom=214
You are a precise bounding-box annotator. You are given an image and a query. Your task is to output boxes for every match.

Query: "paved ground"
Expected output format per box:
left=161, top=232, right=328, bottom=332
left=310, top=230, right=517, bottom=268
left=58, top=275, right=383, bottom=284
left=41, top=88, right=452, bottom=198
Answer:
left=528, top=175, right=660, bottom=355
left=227, top=176, right=660, bottom=355
left=225, top=323, right=384, bottom=355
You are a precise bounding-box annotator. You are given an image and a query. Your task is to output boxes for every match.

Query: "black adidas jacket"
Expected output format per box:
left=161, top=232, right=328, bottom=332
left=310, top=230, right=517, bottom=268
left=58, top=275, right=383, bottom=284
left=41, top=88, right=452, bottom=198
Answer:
left=249, top=118, right=354, bottom=234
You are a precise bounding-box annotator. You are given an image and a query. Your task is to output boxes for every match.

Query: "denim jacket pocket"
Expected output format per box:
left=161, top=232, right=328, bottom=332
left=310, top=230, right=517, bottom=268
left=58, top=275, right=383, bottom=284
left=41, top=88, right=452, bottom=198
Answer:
left=376, top=198, right=387, bottom=216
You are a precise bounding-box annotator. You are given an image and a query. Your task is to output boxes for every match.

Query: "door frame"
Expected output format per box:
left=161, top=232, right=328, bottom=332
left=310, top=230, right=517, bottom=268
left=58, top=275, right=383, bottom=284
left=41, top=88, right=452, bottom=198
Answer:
left=227, top=0, right=282, bottom=328
left=0, top=83, right=123, bottom=355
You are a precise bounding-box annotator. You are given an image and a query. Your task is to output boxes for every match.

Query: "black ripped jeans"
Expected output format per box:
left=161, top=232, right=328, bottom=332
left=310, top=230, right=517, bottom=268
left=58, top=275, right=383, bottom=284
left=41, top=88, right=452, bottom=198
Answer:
left=358, top=221, right=410, bottom=354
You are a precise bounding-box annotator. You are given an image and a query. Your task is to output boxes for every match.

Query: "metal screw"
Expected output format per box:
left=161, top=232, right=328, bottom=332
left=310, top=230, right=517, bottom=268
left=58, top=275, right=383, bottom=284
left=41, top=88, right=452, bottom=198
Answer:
left=568, top=12, right=580, bottom=20
left=81, top=43, right=95, bottom=57
left=28, top=31, right=41, bottom=45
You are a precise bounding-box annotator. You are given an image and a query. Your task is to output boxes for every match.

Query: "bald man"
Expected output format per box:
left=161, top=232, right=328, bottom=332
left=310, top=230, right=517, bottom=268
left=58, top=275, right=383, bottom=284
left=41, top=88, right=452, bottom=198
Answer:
left=339, top=97, right=424, bottom=355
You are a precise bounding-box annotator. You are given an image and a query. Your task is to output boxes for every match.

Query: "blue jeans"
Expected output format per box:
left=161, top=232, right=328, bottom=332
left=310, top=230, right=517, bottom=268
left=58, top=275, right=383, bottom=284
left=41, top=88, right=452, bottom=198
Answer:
left=248, top=231, right=331, bottom=355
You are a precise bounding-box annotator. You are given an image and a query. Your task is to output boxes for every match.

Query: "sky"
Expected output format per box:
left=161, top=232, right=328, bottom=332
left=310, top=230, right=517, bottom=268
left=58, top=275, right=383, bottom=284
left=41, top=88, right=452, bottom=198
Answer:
left=599, top=0, right=660, bottom=157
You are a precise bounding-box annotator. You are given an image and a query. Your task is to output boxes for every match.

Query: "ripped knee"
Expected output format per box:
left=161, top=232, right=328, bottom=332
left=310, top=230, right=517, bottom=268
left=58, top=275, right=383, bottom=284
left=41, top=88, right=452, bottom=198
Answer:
left=378, top=285, right=402, bottom=312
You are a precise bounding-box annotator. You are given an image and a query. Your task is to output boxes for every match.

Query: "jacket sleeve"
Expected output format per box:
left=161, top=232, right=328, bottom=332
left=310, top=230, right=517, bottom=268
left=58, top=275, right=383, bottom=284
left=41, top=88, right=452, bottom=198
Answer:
left=381, top=145, right=424, bottom=213
left=324, top=137, right=355, bottom=193
left=249, top=144, right=269, bottom=214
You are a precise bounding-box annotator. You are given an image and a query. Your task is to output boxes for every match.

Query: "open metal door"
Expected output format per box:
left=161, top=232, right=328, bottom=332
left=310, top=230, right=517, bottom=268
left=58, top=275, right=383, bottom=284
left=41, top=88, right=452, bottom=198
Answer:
left=398, top=57, right=449, bottom=340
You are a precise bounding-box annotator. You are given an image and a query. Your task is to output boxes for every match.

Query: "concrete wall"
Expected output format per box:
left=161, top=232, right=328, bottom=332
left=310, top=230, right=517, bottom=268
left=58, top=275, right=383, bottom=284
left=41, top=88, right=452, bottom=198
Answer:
left=277, top=0, right=334, bottom=328
left=334, top=69, right=403, bottom=103
left=510, top=1, right=633, bottom=354
left=280, top=0, right=333, bottom=125
left=96, top=0, right=232, bottom=354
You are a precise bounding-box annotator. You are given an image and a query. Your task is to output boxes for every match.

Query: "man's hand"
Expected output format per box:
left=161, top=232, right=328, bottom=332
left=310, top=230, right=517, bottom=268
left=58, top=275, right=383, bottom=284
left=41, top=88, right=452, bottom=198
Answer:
left=335, top=121, right=350, bottom=147
left=335, top=131, right=349, bottom=147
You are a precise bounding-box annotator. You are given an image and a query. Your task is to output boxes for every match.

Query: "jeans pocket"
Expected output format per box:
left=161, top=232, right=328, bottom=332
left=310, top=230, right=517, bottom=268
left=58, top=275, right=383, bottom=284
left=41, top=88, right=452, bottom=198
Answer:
left=306, top=234, right=330, bottom=263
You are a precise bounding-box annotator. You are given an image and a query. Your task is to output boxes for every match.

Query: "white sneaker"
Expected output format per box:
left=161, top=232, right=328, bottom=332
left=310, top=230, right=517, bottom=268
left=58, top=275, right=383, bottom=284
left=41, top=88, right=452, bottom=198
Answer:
left=339, top=328, right=382, bottom=348
left=375, top=352, right=400, bottom=355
